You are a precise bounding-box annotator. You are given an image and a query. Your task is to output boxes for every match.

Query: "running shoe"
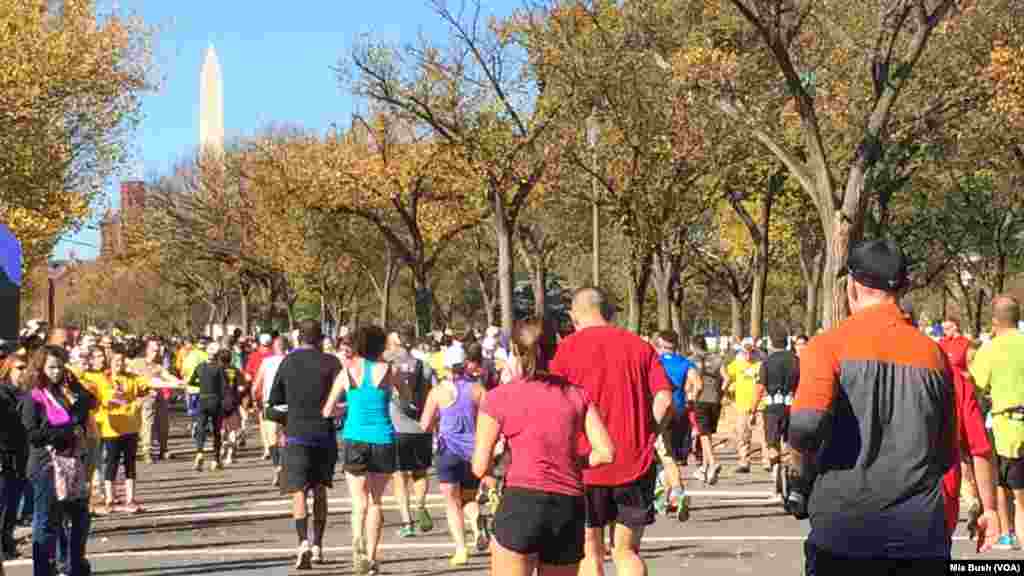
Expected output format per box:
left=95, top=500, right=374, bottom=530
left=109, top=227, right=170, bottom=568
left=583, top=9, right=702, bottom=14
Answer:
left=417, top=507, right=434, bottom=533
left=994, top=534, right=1020, bottom=551
left=193, top=454, right=203, bottom=471
left=353, top=539, right=370, bottom=574
left=397, top=524, right=416, bottom=538
left=707, top=463, right=722, bottom=485
left=295, top=541, right=312, bottom=570
left=476, top=529, right=490, bottom=552
left=367, top=560, right=380, bottom=575
left=692, top=466, right=707, bottom=483
left=676, top=494, right=691, bottom=523
left=311, top=544, right=324, bottom=564
left=449, top=548, right=469, bottom=567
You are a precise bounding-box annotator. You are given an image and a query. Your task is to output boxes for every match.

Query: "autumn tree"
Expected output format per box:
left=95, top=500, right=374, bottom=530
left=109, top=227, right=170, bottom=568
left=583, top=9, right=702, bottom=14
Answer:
left=0, top=0, right=153, bottom=296
left=661, top=0, right=998, bottom=327
left=345, top=0, right=565, bottom=332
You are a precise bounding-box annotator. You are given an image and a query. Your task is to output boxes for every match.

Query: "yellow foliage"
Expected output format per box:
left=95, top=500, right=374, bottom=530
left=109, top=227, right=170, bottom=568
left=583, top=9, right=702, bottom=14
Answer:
left=0, top=0, right=153, bottom=288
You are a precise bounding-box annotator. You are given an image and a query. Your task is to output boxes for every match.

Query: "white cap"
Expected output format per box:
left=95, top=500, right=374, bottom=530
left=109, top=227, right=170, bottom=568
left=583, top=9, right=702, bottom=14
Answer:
left=443, top=344, right=466, bottom=368
left=259, top=334, right=272, bottom=346
left=741, top=337, right=755, bottom=348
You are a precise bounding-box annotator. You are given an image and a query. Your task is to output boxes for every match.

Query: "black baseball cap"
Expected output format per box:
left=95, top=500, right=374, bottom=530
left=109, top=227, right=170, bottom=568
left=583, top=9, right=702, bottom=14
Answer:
left=840, top=239, right=908, bottom=292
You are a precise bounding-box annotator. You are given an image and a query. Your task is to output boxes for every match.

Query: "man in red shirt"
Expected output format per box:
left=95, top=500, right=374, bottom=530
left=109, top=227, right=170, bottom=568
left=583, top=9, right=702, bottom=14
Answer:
left=551, top=287, right=673, bottom=576
left=245, top=334, right=274, bottom=459
left=939, top=318, right=999, bottom=545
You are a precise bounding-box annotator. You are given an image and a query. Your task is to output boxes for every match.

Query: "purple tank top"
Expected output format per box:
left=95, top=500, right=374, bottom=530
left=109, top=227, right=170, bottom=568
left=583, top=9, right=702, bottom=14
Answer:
left=438, top=377, right=477, bottom=460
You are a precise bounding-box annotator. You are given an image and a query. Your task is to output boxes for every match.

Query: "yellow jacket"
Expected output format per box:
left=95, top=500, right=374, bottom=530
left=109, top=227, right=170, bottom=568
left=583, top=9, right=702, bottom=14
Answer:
left=96, top=372, right=148, bottom=438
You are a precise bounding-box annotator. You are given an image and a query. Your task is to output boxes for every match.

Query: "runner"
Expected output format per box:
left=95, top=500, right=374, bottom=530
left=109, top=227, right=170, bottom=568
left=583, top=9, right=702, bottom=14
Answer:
left=188, top=341, right=226, bottom=472
left=756, top=331, right=798, bottom=502
left=253, top=335, right=286, bottom=486
left=324, top=325, right=397, bottom=575
left=246, top=334, right=274, bottom=460
left=969, top=295, right=1024, bottom=550
left=651, top=329, right=701, bottom=522
left=473, top=317, right=615, bottom=576
left=790, top=239, right=962, bottom=571
left=383, top=331, right=435, bottom=538
left=419, top=343, right=487, bottom=567
left=689, top=337, right=723, bottom=485
left=550, top=287, right=673, bottom=576
left=271, top=320, right=341, bottom=570
left=217, top=349, right=243, bottom=465
left=724, top=337, right=766, bottom=473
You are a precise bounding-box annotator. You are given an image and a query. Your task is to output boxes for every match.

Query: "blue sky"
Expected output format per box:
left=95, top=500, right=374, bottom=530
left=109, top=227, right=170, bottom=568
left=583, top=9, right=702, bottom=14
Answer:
left=55, top=0, right=520, bottom=260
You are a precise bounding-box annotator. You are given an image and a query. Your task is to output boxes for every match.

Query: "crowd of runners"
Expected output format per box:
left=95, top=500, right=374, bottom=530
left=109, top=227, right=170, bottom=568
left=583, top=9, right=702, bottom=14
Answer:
left=2, top=239, right=1024, bottom=575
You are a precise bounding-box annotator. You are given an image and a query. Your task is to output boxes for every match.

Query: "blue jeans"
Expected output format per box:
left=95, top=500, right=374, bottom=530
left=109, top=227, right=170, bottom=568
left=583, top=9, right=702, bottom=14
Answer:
left=31, top=467, right=90, bottom=576
left=0, top=461, right=24, bottom=558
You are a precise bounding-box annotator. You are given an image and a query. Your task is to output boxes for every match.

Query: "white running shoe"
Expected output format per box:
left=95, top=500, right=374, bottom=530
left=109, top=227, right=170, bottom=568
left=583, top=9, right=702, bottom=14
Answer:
left=295, top=541, right=312, bottom=570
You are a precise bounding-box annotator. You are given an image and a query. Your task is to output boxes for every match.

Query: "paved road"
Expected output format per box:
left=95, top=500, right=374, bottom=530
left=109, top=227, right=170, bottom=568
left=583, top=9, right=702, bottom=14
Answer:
left=2, top=411, right=1013, bottom=575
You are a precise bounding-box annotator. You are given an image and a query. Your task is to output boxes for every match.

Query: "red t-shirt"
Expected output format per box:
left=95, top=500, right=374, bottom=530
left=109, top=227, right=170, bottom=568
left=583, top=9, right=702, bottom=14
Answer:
left=481, top=375, right=591, bottom=497
left=939, top=336, right=992, bottom=537
left=245, top=347, right=272, bottom=381
left=550, top=325, right=672, bottom=486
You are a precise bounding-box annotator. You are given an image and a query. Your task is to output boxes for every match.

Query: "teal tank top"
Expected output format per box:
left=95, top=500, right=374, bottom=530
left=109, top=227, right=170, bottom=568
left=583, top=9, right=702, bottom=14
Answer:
left=340, top=359, right=395, bottom=445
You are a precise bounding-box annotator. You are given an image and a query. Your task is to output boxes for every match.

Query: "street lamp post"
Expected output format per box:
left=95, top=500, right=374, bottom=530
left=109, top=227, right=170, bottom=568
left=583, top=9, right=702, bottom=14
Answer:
left=587, top=111, right=600, bottom=287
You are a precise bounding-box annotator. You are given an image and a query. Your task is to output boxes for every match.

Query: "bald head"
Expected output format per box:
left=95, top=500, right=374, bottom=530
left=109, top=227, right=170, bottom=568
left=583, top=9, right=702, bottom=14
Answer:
left=571, top=287, right=610, bottom=328
left=993, top=295, right=1021, bottom=330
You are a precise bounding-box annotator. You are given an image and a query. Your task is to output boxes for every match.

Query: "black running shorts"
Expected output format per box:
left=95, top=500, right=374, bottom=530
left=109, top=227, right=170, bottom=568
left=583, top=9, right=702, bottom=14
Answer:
left=282, top=442, right=338, bottom=494
left=394, top=433, right=433, bottom=473
left=494, top=486, right=585, bottom=565
left=583, top=464, right=656, bottom=529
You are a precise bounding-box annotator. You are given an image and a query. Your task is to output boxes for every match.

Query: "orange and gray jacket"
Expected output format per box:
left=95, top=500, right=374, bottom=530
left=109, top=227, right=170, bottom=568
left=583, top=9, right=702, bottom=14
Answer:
left=791, top=302, right=958, bottom=558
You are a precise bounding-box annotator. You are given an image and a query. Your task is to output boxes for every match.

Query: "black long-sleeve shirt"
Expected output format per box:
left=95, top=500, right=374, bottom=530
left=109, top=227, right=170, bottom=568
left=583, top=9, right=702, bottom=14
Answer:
left=0, top=381, right=27, bottom=476
left=21, top=376, right=96, bottom=477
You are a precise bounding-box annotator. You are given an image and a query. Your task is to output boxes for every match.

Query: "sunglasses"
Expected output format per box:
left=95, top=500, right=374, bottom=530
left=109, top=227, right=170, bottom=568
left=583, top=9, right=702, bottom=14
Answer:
left=13, top=364, right=26, bottom=371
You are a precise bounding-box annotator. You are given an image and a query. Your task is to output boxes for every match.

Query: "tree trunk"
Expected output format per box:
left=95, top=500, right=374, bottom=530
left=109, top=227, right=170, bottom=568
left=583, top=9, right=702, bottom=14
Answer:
left=730, top=294, right=743, bottom=339
left=670, top=279, right=688, bottom=349
left=651, top=251, right=674, bottom=332
left=413, top=270, right=433, bottom=340
left=239, top=285, right=249, bottom=337
left=798, top=250, right=824, bottom=335
left=822, top=211, right=853, bottom=329
left=627, top=255, right=652, bottom=333
left=379, top=249, right=397, bottom=329
left=476, top=268, right=495, bottom=328
left=749, top=247, right=767, bottom=341
left=206, top=304, right=216, bottom=338
left=493, top=195, right=515, bottom=333
left=974, top=287, right=986, bottom=338
left=532, top=261, right=546, bottom=320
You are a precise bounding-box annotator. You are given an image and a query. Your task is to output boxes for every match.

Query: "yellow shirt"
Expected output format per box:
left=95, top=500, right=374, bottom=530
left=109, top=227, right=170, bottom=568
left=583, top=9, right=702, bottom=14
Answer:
left=96, top=372, right=147, bottom=438
left=429, top=351, right=449, bottom=382
left=183, top=349, right=209, bottom=394
left=971, top=330, right=1024, bottom=458
left=728, top=356, right=761, bottom=413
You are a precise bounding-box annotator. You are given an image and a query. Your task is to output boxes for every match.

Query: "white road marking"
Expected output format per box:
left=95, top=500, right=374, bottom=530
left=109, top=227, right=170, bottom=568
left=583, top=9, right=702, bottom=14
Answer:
left=245, top=490, right=777, bottom=508
left=0, top=535, right=978, bottom=567
left=98, top=495, right=783, bottom=524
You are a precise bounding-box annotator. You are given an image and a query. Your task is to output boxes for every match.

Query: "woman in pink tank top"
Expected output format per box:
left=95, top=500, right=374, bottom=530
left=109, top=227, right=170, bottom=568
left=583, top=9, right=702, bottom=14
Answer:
left=472, top=318, right=615, bottom=576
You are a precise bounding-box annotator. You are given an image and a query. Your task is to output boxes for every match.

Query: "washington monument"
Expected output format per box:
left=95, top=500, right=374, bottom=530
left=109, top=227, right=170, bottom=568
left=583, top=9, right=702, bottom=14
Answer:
left=199, top=44, right=224, bottom=153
